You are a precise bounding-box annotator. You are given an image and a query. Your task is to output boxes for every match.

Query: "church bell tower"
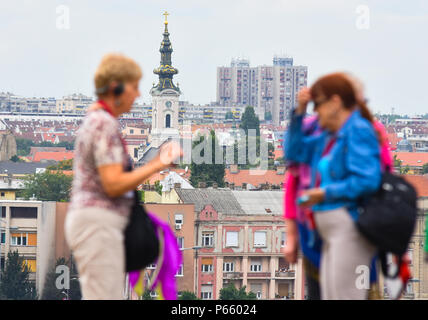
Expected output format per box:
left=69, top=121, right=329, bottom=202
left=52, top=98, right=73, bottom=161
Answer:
left=150, top=11, right=181, bottom=148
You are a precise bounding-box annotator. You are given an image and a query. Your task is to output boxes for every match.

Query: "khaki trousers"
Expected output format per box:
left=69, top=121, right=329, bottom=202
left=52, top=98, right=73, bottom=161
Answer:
left=65, top=207, right=128, bottom=300
left=314, top=207, right=376, bottom=300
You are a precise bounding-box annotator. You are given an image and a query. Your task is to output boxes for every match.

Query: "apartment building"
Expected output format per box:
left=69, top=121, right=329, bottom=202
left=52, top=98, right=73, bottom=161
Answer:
left=55, top=94, right=93, bottom=114
left=144, top=203, right=196, bottom=296
left=217, top=57, right=308, bottom=126
left=0, top=200, right=58, bottom=295
left=174, top=188, right=303, bottom=300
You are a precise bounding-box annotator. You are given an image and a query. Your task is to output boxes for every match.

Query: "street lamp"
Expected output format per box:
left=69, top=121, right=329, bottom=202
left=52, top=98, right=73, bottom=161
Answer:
left=61, top=277, right=79, bottom=300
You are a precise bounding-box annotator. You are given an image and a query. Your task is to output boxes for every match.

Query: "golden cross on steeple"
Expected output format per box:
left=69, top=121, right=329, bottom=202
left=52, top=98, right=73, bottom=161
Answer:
left=163, top=11, right=169, bottom=24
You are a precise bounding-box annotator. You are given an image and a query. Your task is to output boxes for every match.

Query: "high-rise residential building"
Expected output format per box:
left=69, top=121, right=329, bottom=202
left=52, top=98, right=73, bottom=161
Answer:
left=216, top=56, right=308, bottom=126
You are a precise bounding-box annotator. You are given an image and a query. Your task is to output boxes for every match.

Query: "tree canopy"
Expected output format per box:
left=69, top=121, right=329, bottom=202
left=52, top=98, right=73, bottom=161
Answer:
left=219, top=283, right=256, bottom=300
left=0, top=251, right=37, bottom=300
left=18, top=170, right=72, bottom=202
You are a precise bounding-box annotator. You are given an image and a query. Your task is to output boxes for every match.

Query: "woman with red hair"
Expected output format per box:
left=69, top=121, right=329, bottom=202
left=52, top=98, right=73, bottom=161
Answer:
left=284, top=73, right=381, bottom=299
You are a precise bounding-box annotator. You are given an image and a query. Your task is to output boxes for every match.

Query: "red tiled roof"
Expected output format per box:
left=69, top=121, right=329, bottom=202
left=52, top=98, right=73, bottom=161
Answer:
left=33, top=151, right=74, bottom=162
left=403, top=175, right=428, bottom=197
left=225, top=169, right=285, bottom=187
left=393, top=152, right=428, bottom=167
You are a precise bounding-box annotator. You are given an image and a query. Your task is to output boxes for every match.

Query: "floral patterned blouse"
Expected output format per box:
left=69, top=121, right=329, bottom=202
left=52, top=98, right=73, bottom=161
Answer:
left=69, top=109, right=133, bottom=217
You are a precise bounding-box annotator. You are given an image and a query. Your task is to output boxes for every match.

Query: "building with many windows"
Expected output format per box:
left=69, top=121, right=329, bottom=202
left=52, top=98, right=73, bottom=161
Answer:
left=216, top=56, right=307, bottom=126
left=174, top=188, right=303, bottom=300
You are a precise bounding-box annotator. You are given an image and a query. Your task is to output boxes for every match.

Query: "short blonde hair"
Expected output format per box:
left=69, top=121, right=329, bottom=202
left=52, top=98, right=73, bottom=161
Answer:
left=94, top=53, right=142, bottom=95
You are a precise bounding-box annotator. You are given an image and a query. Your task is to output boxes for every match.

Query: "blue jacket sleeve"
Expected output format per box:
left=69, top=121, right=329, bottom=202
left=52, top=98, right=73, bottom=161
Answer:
left=284, top=111, right=321, bottom=165
left=323, top=123, right=381, bottom=202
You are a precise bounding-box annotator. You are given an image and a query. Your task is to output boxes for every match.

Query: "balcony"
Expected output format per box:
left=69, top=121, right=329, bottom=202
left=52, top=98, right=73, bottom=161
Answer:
left=223, top=272, right=243, bottom=279
left=275, top=270, right=295, bottom=278
left=247, top=272, right=271, bottom=278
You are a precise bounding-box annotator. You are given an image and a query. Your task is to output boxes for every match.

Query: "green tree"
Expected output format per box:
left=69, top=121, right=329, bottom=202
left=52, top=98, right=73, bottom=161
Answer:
left=19, top=170, right=72, bottom=202
left=219, top=283, right=256, bottom=300
left=178, top=291, right=198, bottom=300
left=154, top=180, right=163, bottom=195
left=41, top=257, right=81, bottom=300
left=401, top=165, right=410, bottom=174
left=190, top=130, right=225, bottom=188
left=142, top=289, right=154, bottom=300
left=225, top=111, right=234, bottom=120
left=0, top=251, right=37, bottom=300
left=14, top=138, right=75, bottom=157
left=240, top=106, right=260, bottom=137
left=10, top=155, right=22, bottom=162
left=393, top=154, right=402, bottom=168
left=47, top=159, right=73, bottom=171
left=422, top=163, right=428, bottom=174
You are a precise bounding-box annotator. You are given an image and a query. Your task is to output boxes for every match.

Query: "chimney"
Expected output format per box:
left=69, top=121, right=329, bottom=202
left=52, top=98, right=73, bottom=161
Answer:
left=230, top=164, right=239, bottom=174
left=174, top=183, right=181, bottom=189
left=198, top=182, right=207, bottom=188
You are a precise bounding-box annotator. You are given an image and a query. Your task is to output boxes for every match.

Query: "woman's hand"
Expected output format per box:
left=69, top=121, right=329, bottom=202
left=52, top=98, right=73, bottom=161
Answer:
left=157, top=141, right=183, bottom=169
left=283, top=237, right=298, bottom=264
left=283, top=219, right=299, bottom=264
left=296, top=87, right=312, bottom=115
left=299, top=188, right=325, bottom=207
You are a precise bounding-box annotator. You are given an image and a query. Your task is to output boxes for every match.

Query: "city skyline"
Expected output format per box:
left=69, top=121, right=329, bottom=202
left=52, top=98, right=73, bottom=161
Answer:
left=1, top=0, right=427, bottom=115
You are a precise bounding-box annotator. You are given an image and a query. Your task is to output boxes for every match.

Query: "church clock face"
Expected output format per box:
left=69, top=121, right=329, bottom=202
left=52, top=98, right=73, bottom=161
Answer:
left=165, top=101, right=172, bottom=108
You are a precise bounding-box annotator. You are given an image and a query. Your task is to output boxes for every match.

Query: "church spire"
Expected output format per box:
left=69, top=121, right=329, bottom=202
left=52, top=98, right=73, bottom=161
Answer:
left=151, top=11, right=180, bottom=94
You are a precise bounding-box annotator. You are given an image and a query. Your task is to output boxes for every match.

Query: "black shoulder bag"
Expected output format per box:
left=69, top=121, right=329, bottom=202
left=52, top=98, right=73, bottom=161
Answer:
left=356, top=170, right=417, bottom=276
left=124, top=190, right=160, bottom=272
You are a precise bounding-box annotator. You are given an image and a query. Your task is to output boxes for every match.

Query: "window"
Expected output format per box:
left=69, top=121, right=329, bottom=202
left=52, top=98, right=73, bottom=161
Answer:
left=177, top=237, right=184, bottom=249
left=254, top=231, right=267, bottom=247
left=201, top=257, right=213, bottom=273
left=1, top=232, right=5, bottom=244
left=202, top=232, right=214, bottom=247
left=134, top=148, right=138, bottom=158
left=11, top=233, right=27, bottom=246
left=406, top=282, right=413, bottom=294
left=0, top=192, right=4, bottom=197
left=175, top=214, right=183, bottom=225
left=176, top=264, right=183, bottom=277
left=223, top=262, right=235, bottom=272
left=250, top=260, right=262, bottom=272
left=226, top=231, right=238, bottom=247
left=130, top=129, right=134, bottom=134
left=407, top=249, right=413, bottom=265
left=24, top=259, right=36, bottom=272
left=281, top=232, right=286, bottom=247
left=10, top=207, right=37, bottom=219
left=201, top=285, right=213, bottom=300
left=165, top=114, right=171, bottom=128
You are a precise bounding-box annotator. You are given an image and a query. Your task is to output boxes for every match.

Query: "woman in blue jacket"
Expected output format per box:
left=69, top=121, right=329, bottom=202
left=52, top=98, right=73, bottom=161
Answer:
left=285, top=73, right=381, bottom=300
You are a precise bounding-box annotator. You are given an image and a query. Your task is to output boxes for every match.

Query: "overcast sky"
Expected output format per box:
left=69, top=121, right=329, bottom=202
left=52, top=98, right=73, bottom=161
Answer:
left=1, top=0, right=427, bottom=115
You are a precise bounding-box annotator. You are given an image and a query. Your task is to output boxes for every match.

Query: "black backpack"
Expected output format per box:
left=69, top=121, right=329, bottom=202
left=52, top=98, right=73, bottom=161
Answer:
left=124, top=191, right=160, bottom=272
left=356, top=171, right=417, bottom=276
